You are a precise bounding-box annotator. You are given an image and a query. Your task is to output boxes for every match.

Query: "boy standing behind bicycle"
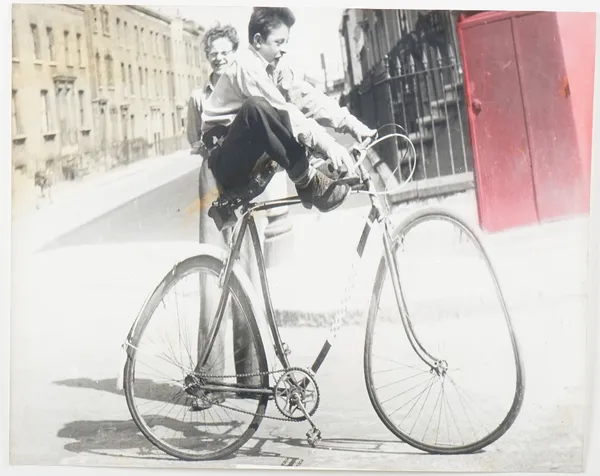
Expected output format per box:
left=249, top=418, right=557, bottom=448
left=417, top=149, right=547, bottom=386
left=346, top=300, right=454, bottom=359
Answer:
left=200, top=7, right=376, bottom=212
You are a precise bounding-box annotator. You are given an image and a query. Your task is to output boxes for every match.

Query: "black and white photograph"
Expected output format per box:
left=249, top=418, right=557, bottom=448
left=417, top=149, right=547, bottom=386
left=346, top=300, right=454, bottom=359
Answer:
left=5, top=1, right=599, bottom=474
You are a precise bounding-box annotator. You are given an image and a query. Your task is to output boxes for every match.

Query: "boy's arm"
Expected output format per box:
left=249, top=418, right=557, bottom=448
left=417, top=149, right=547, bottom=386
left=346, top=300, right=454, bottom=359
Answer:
left=234, top=63, right=349, bottom=160
left=277, top=64, right=374, bottom=140
left=186, top=92, right=205, bottom=154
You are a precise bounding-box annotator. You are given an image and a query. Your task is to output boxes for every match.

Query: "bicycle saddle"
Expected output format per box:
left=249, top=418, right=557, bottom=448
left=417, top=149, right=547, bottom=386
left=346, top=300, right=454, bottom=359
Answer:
left=208, top=159, right=279, bottom=231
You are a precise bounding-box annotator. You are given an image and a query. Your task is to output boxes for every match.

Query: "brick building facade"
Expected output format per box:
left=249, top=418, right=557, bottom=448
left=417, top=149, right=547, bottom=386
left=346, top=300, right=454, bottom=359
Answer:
left=11, top=4, right=209, bottom=183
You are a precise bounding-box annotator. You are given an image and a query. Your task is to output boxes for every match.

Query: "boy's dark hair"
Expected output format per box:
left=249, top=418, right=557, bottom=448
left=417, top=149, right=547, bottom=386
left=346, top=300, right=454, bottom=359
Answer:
left=248, top=7, right=296, bottom=44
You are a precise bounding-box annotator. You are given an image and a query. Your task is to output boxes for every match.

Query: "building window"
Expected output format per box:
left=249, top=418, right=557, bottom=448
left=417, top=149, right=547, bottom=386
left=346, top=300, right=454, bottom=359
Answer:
left=55, top=86, right=64, bottom=138
left=101, top=7, right=110, bottom=35
left=121, top=62, right=126, bottom=96
left=134, top=25, right=139, bottom=55
left=128, top=65, right=134, bottom=95
left=12, top=90, right=23, bottom=136
left=110, top=107, right=118, bottom=142
left=123, top=21, right=128, bottom=46
left=12, top=20, right=18, bottom=58
left=145, top=67, right=149, bottom=97
left=66, top=86, right=76, bottom=143
left=40, top=90, right=51, bottom=133
left=78, top=90, right=85, bottom=126
left=138, top=66, right=143, bottom=97
left=92, top=6, right=99, bottom=33
left=105, top=55, right=113, bottom=87
left=169, top=73, right=175, bottom=98
left=95, top=52, right=102, bottom=87
left=46, top=27, right=55, bottom=61
left=140, top=27, right=144, bottom=54
left=153, top=69, right=157, bottom=97
left=116, top=17, right=120, bottom=42
left=64, top=30, right=70, bottom=65
left=76, top=33, right=82, bottom=66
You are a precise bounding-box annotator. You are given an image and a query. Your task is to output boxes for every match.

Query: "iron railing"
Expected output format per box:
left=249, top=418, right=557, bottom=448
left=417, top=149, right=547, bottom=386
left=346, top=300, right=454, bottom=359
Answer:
left=341, top=12, right=474, bottom=198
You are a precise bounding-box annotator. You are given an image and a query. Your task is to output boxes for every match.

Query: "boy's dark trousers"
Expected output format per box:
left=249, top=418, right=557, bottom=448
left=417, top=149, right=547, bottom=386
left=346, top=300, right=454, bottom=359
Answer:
left=204, top=96, right=310, bottom=189
left=196, top=152, right=263, bottom=386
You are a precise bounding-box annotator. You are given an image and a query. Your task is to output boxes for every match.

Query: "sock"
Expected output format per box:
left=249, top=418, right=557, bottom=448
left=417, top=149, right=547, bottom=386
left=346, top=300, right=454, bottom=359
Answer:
left=291, top=166, right=316, bottom=189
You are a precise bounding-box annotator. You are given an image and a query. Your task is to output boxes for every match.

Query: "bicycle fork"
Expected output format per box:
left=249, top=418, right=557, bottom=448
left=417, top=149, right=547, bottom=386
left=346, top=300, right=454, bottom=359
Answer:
left=381, top=220, right=447, bottom=376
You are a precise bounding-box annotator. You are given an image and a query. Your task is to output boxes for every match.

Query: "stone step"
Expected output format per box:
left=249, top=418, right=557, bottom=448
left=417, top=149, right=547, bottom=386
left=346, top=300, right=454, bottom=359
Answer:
left=429, top=96, right=460, bottom=115
left=416, top=114, right=448, bottom=136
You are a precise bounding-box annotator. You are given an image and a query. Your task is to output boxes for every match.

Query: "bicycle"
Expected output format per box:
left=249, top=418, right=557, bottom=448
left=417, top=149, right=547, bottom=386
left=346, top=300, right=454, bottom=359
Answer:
left=119, top=129, right=525, bottom=461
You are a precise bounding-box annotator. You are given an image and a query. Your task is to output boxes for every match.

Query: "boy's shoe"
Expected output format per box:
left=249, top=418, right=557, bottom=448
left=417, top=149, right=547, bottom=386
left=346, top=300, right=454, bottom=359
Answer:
left=310, top=157, right=348, bottom=181
left=190, top=392, right=226, bottom=411
left=296, top=169, right=350, bottom=213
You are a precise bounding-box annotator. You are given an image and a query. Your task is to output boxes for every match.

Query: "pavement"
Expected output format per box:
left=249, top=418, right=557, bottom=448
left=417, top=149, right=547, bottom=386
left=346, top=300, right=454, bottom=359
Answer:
left=11, top=149, right=204, bottom=253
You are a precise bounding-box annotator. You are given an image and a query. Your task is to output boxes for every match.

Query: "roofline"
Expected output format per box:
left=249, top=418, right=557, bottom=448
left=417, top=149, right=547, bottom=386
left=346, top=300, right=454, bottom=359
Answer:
left=68, top=4, right=86, bottom=12
left=127, top=5, right=172, bottom=24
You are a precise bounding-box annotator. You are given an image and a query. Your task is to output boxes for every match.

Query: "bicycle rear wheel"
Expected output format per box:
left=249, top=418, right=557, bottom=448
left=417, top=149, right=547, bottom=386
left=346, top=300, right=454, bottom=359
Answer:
left=364, top=207, right=525, bottom=454
left=123, top=254, right=269, bottom=461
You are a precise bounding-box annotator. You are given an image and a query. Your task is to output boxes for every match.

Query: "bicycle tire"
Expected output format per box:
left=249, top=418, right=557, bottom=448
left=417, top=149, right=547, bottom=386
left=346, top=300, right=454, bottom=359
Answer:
left=123, top=253, right=269, bottom=461
left=364, top=207, right=525, bottom=454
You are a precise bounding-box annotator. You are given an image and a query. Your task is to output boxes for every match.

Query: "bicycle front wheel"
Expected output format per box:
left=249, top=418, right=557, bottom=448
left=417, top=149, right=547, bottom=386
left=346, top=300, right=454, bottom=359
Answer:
left=364, top=207, right=525, bottom=454
left=123, top=254, right=269, bottom=461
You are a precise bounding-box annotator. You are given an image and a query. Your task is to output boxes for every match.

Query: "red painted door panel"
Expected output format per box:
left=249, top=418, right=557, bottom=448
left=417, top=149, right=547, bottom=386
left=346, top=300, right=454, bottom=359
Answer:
left=460, top=18, right=539, bottom=232
left=556, top=12, right=595, bottom=214
left=512, top=12, right=587, bottom=221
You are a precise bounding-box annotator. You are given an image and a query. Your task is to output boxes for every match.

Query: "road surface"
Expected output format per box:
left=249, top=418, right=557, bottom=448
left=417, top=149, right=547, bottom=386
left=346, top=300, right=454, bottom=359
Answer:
left=42, top=166, right=370, bottom=251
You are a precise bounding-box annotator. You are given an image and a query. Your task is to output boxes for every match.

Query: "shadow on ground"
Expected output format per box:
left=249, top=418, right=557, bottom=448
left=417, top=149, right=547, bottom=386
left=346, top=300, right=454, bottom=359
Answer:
left=54, top=377, right=431, bottom=464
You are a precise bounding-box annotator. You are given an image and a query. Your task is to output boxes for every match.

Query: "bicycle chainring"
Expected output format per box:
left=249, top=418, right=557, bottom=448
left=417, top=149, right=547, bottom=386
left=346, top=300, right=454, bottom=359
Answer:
left=274, top=367, right=320, bottom=421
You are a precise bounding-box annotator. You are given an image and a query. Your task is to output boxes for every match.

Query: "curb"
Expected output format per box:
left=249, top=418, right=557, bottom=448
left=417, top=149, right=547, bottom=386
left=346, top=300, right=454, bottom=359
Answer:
left=270, top=286, right=588, bottom=328
left=15, top=150, right=203, bottom=252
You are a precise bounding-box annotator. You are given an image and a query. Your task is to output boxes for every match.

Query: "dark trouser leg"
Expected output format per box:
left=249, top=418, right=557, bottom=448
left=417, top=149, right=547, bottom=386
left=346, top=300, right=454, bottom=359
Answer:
left=197, top=157, right=260, bottom=385
left=210, top=96, right=310, bottom=189
left=197, top=158, right=227, bottom=377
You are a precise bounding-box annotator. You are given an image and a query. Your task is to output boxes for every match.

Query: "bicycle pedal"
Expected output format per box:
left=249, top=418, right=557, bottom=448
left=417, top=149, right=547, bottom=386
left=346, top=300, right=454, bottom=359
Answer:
left=306, top=428, right=322, bottom=447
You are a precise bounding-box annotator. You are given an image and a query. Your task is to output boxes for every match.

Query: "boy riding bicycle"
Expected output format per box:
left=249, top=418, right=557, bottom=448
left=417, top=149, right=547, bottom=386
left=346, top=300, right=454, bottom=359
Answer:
left=201, top=6, right=376, bottom=212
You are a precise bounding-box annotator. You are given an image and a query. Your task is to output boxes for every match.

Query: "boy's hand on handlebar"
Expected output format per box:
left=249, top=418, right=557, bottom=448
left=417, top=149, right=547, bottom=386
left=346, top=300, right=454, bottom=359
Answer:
left=346, top=116, right=377, bottom=143
left=326, top=141, right=355, bottom=174
left=351, top=125, right=377, bottom=144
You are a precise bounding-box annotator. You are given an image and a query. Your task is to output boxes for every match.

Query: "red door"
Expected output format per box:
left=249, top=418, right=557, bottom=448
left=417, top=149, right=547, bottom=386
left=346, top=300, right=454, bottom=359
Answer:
left=459, top=16, right=539, bottom=232
left=512, top=12, right=587, bottom=221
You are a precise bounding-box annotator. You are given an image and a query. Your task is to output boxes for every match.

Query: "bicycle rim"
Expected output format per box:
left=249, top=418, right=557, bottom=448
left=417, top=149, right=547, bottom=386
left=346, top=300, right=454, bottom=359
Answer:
left=123, top=254, right=269, bottom=461
left=364, top=208, right=525, bottom=454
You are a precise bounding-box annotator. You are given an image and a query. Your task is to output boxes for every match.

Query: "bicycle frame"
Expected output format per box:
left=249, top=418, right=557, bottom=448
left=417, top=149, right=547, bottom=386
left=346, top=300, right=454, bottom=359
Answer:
left=197, top=149, right=444, bottom=387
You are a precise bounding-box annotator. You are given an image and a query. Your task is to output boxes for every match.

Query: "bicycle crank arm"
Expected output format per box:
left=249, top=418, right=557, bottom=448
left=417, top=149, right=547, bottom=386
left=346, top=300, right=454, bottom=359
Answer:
left=295, top=395, right=322, bottom=447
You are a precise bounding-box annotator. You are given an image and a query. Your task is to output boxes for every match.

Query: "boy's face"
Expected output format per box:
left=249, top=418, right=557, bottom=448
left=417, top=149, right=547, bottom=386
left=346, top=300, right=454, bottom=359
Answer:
left=255, top=24, right=290, bottom=66
left=207, top=37, right=235, bottom=75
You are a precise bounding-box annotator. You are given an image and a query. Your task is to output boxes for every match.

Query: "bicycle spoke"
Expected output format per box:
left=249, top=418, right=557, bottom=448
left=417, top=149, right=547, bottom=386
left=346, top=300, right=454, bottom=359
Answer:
left=375, top=369, right=430, bottom=391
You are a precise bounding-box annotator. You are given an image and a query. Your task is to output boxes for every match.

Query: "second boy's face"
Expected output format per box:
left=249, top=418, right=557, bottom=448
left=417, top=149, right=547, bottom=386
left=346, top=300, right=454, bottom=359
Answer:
left=208, top=37, right=235, bottom=75
left=257, top=24, right=290, bottom=65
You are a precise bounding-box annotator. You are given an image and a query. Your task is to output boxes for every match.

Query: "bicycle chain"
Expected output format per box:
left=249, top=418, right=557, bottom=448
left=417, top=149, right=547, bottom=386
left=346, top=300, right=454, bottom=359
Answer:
left=191, top=367, right=305, bottom=422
